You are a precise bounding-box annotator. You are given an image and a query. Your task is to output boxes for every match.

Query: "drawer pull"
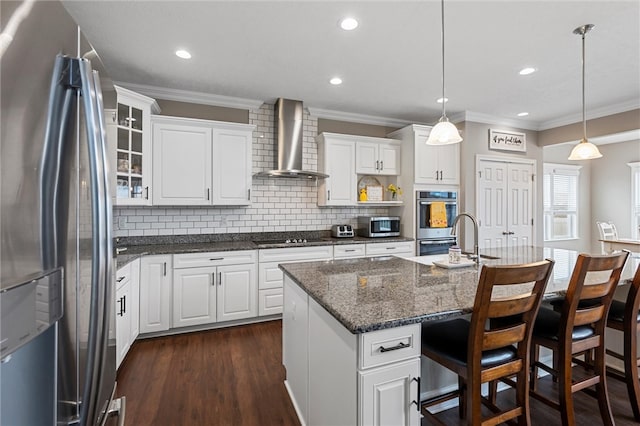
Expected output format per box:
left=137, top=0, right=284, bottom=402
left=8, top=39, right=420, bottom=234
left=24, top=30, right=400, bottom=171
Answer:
left=116, top=276, right=125, bottom=283
left=209, top=257, right=224, bottom=261
left=386, top=247, right=396, bottom=250
left=379, top=341, right=410, bottom=352
left=411, top=377, right=421, bottom=411
left=345, top=249, right=356, bottom=252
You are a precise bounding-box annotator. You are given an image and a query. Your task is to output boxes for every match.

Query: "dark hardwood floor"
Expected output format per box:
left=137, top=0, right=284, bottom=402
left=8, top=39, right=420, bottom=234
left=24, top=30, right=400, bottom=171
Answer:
left=116, top=320, right=639, bottom=426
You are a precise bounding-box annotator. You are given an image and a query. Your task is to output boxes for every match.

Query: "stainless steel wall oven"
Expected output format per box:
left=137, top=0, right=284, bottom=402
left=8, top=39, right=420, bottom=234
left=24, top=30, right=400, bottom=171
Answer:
left=416, top=190, right=458, bottom=255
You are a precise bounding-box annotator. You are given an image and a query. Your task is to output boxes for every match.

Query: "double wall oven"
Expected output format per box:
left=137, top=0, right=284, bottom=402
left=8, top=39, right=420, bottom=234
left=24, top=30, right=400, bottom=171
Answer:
left=416, top=190, right=458, bottom=255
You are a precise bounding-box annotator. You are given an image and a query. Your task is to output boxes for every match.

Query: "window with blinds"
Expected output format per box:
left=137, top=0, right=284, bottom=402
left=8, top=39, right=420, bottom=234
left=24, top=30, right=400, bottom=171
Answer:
left=543, top=163, right=581, bottom=241
left=630, top=162, right=640, bottom=239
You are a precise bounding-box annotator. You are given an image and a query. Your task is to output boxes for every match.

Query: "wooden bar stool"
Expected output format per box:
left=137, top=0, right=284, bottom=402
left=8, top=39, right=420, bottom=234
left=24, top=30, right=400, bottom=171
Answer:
left=530, top=251, right=629, bottom=426
left=421, top=259, right=555, bottom=426
left=603, top=264, right=640, bottom=421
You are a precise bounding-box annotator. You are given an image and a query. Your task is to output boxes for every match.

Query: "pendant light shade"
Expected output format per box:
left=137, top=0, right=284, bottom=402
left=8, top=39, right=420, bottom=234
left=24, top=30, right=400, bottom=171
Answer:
left=568, top=24, right=602, bottom=160
left=426, top=0, right=462, bottom=145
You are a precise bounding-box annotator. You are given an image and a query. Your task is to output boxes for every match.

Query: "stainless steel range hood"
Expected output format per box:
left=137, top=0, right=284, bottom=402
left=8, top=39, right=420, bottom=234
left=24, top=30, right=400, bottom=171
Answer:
left=254, top=98, right=328, bottom=179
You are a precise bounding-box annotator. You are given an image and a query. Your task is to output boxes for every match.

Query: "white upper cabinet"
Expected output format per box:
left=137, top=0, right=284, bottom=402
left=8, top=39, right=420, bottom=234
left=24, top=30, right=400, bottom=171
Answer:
left=317, top=133, right=357, bottom=206
left=106, top=85, right=159, bottom=206
left=151, top=115, right=255, bottom=206
left=389, top=124, right=459, bottom=185
left=355, top=139, right=401, bottom=176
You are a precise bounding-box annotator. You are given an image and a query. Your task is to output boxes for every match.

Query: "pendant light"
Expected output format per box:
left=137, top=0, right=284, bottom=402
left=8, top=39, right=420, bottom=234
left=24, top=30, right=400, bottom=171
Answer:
left=427, top=0, right=462, bottom=145
left=568, top=24, right=602, bottom=160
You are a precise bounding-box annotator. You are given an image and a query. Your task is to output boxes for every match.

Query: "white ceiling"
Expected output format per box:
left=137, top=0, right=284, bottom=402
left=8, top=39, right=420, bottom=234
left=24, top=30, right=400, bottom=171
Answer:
left=62, top=1, right=640, bottom=130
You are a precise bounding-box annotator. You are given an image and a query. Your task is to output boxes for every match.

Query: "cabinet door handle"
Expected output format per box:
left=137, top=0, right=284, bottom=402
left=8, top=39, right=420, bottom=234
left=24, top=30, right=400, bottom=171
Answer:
left=163, top=262, right=167, bottom=276
left=327, top=190, right=330, bottom=201
left=440, top=171, right=443, bottom=180
left=380, top=161, right=383, bottom=171
left=435, top=171, right=439, bottom=180
left=379, top=341, right=409, bottom=352
left=211, top=273, right=216, bottom=286
left=248, top=188, right=251, bottom=200
left=123, top=295, right=126, bottom=314
left=411, top=377, right=421, bottom=411
left=145, top=186, right=149, bottom=200
left=207, top=188, right=210, bottom=200
left=117, top=297, right=124, bottom=316
left=218, top=271, right=222, bottom=286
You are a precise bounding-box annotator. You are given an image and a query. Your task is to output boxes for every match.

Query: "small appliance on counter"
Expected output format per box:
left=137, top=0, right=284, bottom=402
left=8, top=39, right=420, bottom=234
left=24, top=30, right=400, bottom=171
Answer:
left=331, top=224, right=354, bottom=238
left=357, top=216, right=401, bottom=238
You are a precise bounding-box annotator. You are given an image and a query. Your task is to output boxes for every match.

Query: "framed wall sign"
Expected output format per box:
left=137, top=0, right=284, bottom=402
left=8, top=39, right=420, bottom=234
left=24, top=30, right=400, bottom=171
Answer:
left=489, top=129, right=526, bottom=152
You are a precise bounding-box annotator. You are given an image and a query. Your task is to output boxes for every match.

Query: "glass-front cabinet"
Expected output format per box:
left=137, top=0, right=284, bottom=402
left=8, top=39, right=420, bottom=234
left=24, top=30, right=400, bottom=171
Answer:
left=107, top=85, right=159, bottom=206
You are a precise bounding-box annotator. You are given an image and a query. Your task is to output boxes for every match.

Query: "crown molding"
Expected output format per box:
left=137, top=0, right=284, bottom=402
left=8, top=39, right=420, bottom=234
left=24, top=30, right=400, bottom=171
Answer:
left=456, top=111, right=539, bottom=131
left=537, top=99, right=640, bottom=130
left=112, top=81, right=264, bottom=110
left=306, top=107, right=416, bottom=128
left=557, top=129, right=640, bottom=146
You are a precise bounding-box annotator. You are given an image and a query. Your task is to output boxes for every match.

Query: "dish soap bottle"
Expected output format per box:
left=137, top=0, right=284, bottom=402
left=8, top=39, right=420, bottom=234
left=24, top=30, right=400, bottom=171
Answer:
left=359, top=188, right=368, bottom=202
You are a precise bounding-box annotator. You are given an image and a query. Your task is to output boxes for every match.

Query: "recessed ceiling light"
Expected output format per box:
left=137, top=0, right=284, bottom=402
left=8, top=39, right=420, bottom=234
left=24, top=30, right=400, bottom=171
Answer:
left=517, top=112, right=529, bottom=117
left=519, top=67, right=536, bottom=75
left=436, top=97, right=448, bottom=104
left=339, top=17, right=359, bottom=31
left=329, top=77, right=343, bottom=85
left=175, top=49, right=192, bottom=59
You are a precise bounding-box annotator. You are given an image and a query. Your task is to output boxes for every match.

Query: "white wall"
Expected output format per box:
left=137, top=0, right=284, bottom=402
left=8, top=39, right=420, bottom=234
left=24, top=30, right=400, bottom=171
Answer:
left=543, top=139, right=639, bottom=253
left=591, top=139, right=640, bottom=247
left=113, top=103, right=388, bottom=237
left=542, top=144, right=592, bottom=253
left=458, top=121, right=543, bottom=249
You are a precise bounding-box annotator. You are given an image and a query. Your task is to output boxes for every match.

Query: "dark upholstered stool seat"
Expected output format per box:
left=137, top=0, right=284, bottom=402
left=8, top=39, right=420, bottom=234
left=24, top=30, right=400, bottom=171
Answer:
left=550, top=297, right=640, bottom=323
left=608, top=299, right=640, bottom=323
left=422, top=318, right=517, bottom=367
left=533, top=307, right=595, bottom=341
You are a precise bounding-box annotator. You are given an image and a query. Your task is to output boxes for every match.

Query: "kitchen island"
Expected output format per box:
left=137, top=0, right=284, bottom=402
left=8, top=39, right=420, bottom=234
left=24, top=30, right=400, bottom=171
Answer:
left=280, top=247, right=639, bottom=426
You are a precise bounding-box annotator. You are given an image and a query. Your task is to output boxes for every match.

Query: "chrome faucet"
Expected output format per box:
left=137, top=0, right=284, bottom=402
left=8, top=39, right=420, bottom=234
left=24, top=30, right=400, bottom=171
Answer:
left=451, top=213, right=479, bottom=263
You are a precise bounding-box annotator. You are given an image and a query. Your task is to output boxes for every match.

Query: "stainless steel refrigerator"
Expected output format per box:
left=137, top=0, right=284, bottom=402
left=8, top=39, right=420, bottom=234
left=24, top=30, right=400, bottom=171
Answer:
left=1, top=1, right=122, bottom=425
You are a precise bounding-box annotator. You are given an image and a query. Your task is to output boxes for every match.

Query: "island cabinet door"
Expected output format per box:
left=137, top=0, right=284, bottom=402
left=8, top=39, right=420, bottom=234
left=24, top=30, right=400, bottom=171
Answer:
left=359, top=358, right=421, bottom=426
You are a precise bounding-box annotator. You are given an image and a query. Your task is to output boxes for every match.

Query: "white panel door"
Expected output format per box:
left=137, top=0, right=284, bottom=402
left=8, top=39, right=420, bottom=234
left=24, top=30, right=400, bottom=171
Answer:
left=152, top=121, right=212, bottom=205
left=478, top=161, right=509, bottom=249
left=378, top=142, right=401, bottom=175
left=217, top=263, right=257, bottom=322
left=258, top=288, right=283, bottom=316
left=355, top=141, right=379, bottom=174
left=359, top=359, right=421, bottom=426
left=477, top=159, right=534, bottom=249
left=129, top=258, right=140, bottom=341
left=211, top=128, right=252, bottom=205
left=324, top=139, right=357, bottom=205
left=172, top=266, right=217, bottom=328
left=139, top=255, right=172, bottom=334
left=115, top=279, right=131, bottom=369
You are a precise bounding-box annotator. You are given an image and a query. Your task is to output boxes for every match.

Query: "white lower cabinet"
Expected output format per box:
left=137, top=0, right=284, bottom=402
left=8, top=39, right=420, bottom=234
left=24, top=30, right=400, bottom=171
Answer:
left=115, top=264, right=132, bottom=369
left=139, top=255, right=172, bottom=334
left=283, top=275, right=421, bottom=426
left=359, top=359, right=421, bottom=426
left=172, top=250, right=257, bottom=328
left=365, top=241, right=414, bottom=258
left=258, top=245, right=332, bottom=316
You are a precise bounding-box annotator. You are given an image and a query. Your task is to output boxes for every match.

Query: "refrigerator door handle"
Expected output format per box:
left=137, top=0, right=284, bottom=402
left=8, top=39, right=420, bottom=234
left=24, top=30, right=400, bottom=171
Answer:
left=77, top=57, right=114, bottom=426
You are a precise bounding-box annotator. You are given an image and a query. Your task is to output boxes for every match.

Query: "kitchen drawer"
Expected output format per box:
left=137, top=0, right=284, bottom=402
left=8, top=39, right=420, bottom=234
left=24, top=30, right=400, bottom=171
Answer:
left=358, top=323, right=420, bottom=370
left=116, top=263, right=132, bottom=290
left=333, top=244, right=365, bottom=259
left=259, top=261, right=284, bottom=290
left=365, top=241, right=413, bottom=258
left=173, top=250, right=257, bottom=269
left=258, top=245, right=333, bottom=263
left=259, top=288, right=283, bottom=316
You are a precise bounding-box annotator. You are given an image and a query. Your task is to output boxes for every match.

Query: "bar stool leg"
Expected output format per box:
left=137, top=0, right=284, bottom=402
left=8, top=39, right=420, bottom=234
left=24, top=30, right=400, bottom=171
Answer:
left=458, top=376, right=467, bottom=419
left=530, top=343, right=539, bottom=392
left=594, top=345, right=615, bottom=426
left=624, top=323, right=640, bottom=421
left=559, top=351, right=575, bottom=426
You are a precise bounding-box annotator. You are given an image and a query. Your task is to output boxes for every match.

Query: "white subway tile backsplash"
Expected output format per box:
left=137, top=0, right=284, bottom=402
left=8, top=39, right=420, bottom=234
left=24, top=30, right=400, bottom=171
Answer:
left=113, top=102, right=393, bottom=237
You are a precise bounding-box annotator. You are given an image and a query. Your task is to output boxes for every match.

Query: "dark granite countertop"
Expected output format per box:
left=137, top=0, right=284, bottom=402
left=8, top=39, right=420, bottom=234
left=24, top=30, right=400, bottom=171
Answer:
left=279, top=247, right=640, bottom=334
left=114, top=233, right=414, bottom=269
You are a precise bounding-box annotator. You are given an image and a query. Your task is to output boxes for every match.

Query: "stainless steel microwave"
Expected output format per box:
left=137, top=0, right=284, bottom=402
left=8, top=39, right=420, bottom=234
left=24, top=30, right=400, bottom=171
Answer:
left=357, top=216, right=401, bottom=237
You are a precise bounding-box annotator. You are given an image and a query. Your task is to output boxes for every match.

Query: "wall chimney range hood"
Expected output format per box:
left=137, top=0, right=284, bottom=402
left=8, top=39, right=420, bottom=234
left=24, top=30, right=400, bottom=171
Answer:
left=254, top=98, right=328, bottom=179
